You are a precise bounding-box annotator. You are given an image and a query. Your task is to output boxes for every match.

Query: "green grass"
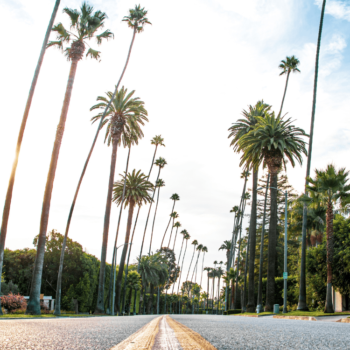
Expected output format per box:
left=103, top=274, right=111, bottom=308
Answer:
left=232, top=312, right=273, bottom=317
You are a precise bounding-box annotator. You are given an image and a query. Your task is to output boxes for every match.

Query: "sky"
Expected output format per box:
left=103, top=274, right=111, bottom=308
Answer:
left=1, top=0, right=350, bottom=295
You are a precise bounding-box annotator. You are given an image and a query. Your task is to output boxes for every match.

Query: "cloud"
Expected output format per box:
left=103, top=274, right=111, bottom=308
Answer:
left=314, top=0, right=350, bottom=21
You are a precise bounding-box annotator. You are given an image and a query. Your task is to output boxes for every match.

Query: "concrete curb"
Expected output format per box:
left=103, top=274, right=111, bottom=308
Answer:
left=336, top=318, right=350, bottom=323
left=273, top=315, right=317, bottom=321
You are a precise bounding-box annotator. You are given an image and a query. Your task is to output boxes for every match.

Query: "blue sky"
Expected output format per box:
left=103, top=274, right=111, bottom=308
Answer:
left=1, top=0, right=350, bottom=292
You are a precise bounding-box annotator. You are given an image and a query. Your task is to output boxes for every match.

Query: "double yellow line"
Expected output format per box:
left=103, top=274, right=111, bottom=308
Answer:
left=110, top=315, right=217, bottom=350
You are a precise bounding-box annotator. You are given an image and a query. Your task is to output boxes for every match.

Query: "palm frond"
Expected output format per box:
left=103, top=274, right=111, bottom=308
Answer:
left=96, top=30, right=114, bottom=44
left=86, top=48, right=101, bottom=61
left=63, top=7, right=80, bottom=28
left=52, top=23, right=70, bottom=42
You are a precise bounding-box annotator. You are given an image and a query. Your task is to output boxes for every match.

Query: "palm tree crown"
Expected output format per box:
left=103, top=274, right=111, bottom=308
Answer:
left=171, top=193, right=180, bottom=201
left=151, top=135, right=165, bottom=148
left=238, top=113, right=308, bottom=173
left=113, top=169, right=154, bottom=207
left=279, top=56, right=300, bottom=76
left=156, top=179, right=165, bottom=188
left=48, top=2, right=113, bottom=61
left=228, top=100, right=271, bottom=152
left=91, top=87, right=148, bottom=146
left=122, top=5, right=151, bottom=33
left=155, top=157, right=167, bottom=169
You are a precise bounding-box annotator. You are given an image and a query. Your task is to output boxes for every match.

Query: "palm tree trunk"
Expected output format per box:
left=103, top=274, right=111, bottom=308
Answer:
left=172, top=236, right=184, bottom=295
left=0, top=3, right=61, bottom=312
left=247, top=170, right=258, bottom=312
left=207, top=271, right=209, bottom=312
left=298, top=0, right=326, bottom=312
left=116, top=200, right=135, bottom=313
left=147, top=284, right=154, bottom=314
left=167, top=218, right=175, bottom=247
left=231, top=279, right=235, bottom=309
left=56, top=27, right=138, bottom=316
left=186, top=246, right=196, bottom=283
left=177, top=240, right=188, bottom=311
left=107, top=146, right=131, bottom=314
left=243, top=231, right=250, bottom=312
left=279, top=71, right=290, bottom=117
left=325, top=199, right=334, bottom=313
left=200, top=253, right=205, bottom=287
left=172, top=226, right=179, bottom=250
left=161, top=201, right=176, bottom=247
left=149, top=185, right=161, bottom=255
left=233, top=200, right=247, bottom=309
left=257, top=173, right=270, bottom=310
left=95, top=141, right=119, bottom=314
left=26, top=57, right=80, bottom=315
left=265, top=172, right=278, bottom=312
left=131, top=144, right=158, bottom=315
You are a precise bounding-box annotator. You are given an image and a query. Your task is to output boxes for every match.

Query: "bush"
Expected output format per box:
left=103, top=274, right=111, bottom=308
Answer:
left=40, top=301, right=51, bottom=314
left=1, top=280, right=19, bottom=296
left=0, top=293, right=27, bottom=313
left=224, top=309, right=241, bottom=315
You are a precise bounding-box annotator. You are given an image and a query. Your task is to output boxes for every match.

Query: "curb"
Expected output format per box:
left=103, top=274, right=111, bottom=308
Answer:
left=273, top=315, right=316, bottom=321
left=336, top=318, right=350, bottom=323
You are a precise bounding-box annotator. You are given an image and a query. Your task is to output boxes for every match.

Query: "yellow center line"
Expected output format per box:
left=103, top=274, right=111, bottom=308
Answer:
left=110, top=316, right=218, bottom=350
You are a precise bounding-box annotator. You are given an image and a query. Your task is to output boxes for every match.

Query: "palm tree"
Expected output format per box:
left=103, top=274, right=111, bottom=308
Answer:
left=278, top=56, right=300, bottom=116
left=298, top=0, right=327, bottom=311
left=212, top=261, right=217, bottom=311
left=172, top=222, right=182, bottom=250
left=219, top=241, right=232, bottom=267
left=191, top=244, right=204, bottom=283
left=307, top=164, right=350, bottom=313
left=167, top=212, right=179, bottom=248
left=229, top=101, right=271, bottom=312
left=26, top=3, right=113, bottom=315
left=216, top=265, right=224, bottom=313
left=0, top=3, right=61, bottom=304
left=148, top=179, right=165, bottom=255
left=177, top=232, right=190, bottom=313
left=238, top=113, right=308, bottom=311
left=161, top=194, right=180, bottom=247
left=92, top=87, right=148, bottom=314
left=149, top=136, right=165, bottom=173
left=52, top=5, right=150, bottom=316
left=113, top=170, right=154, bottom=313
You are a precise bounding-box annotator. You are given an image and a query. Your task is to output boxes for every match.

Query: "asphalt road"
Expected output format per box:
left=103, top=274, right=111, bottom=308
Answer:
left=1, top=314, right=349, bottom=349
left=171, top=314, right=350, bottom=350
left=0, top=315, right=158, bottom=350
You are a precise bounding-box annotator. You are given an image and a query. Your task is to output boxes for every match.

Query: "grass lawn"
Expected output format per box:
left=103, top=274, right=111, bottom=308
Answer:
left=232, top=312, right=273, bottom=316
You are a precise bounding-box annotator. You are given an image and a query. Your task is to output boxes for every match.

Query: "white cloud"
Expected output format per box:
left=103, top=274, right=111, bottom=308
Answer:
left=315, top=0, right=350, bottom=21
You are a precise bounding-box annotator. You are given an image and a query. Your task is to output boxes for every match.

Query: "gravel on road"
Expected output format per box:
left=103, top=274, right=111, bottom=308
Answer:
left=171, top=314, right=350, bottom=350
left=0, top=315, right=158, bottom=350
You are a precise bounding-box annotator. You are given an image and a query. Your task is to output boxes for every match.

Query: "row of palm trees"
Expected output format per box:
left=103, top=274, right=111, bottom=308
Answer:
left=220, top=0, right=337, bottom=313
left=0, top=2, right=158, bottom=315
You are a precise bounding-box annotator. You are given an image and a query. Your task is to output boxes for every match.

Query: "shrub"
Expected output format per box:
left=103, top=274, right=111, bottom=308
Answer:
left=0, top=293, right=27, bottom=313
left=40, top=301, right=51, bottom=314
left=224, top=309, right=241, bottom=315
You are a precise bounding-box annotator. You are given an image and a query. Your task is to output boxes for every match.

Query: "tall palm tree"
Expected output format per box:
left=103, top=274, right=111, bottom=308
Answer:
left=149, top=179, right=165, bottom=254
left=92, top=87, right=148, bottom=314
left=191, top=244, right=203, bottom=283
left=172, top=222, right=182, bottom=250
left=212, top=261, right=217, bottom=311
left=298, top=0, right=327, bottom=311
left=52, top=5, right=150, bottom=316
left=307, top=164, right=350, bottom=313
left=167, top=212, right=179, bottom=247
left=0, top=3, right=61, bottom=303
left=161, top=194, right=180, bottom=246
left=217, top=265, right=224, bottom=313
left=278, top=56, right=300, bottom=116
left=26, top=3, right=113, bottom=315
left=238, top=113, right=308, bottom=311
left=228, top=101, right=271, bottom=312
left=113, top=170, right=154, bottom=313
